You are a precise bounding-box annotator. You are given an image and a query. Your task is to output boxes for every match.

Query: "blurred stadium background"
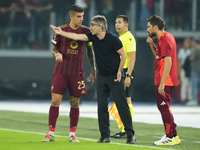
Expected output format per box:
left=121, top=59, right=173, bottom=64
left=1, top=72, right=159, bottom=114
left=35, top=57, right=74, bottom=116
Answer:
left=0, top=0, right=200, bottom=102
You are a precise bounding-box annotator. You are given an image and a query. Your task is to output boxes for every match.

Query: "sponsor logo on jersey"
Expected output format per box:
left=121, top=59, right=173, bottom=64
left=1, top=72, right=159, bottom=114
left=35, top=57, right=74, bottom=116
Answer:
left=70, top=41, right=78, bottom=49
left=81, top=90, right=86, bottom=94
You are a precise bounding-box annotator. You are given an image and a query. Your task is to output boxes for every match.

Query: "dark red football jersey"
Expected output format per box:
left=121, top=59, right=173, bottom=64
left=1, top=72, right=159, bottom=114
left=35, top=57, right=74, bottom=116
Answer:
left=51, top=23, right=91, bottom=76
left=154, top=31, right=178, bottom=86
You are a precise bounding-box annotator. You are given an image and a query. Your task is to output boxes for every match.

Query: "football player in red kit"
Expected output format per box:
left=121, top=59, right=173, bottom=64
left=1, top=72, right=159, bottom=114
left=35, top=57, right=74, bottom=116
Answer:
left=42, top=5, right=96, bottom=142
left=146, top=15, right=181, bottom=146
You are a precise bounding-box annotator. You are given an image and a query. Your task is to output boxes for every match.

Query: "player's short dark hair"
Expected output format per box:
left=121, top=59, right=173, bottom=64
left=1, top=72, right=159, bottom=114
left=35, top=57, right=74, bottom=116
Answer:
left=69, top=5, right=84, bottom=15
left=116, top=15, right=129, bottom=24
left=147, top=15, right=165, bottom=30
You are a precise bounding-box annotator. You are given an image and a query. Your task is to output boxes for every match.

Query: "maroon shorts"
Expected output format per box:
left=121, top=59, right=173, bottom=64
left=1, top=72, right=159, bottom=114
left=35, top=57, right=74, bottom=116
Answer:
left=155, top=85, right=174, bottom=109
left=51, top=73, right=87, bottom=96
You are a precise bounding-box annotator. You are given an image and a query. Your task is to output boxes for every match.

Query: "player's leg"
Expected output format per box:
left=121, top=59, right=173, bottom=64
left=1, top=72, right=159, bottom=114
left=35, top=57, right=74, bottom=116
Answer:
left=49, top=93, right=63, bottom=133
left=68, top=74, right=87, bottom=142
left=153, top=86, right=177, bottom=145
left=68, top=96, right=80, bottom=142
left=42, top=93, right=63, bottom=142
left=42, top=74, right=67, bottom=142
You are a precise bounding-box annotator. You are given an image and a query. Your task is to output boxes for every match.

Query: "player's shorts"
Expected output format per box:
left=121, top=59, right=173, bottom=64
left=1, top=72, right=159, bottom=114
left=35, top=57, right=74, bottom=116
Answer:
left=122, top=69, right=135, bottom=97
left=51, top=73, right=87, bottom=96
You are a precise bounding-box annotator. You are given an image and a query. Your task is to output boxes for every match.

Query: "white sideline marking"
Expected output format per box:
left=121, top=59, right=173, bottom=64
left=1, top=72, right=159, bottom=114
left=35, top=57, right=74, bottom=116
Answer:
left=0, top=128, right=175, bottom=150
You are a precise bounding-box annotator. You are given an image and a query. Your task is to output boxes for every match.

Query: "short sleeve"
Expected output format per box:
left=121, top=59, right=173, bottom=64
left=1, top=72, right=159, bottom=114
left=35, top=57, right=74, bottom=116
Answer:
left=86, top=32, right=93, bottom=42
left=125, top=36, right=136, bottom=53
left=113, top=36, right=123, bottom=52
left=160, top=40, right=171, bottom=57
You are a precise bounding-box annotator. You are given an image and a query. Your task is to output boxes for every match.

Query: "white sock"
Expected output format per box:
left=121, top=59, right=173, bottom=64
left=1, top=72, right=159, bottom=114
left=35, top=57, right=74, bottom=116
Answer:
left=69, top=132, right=75, bottom=137
left=49, top=131, right=54, bottom=136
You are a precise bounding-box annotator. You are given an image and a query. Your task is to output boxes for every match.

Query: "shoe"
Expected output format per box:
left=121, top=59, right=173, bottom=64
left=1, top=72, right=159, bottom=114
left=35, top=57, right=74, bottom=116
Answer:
left=110, top=132, right=127, bottom=138
left=68, top=135, right=80, bottom=142
left=126, top=135, right=136, bottom=144
left=97, top=137, right=110, bottom=143
left=154, top=136, right=176, bottom=145
left=186, top=101, right=198, bottom=106
left=174, top=135, right=181, bottom=145
left=42, top=134, right=54, bottom=142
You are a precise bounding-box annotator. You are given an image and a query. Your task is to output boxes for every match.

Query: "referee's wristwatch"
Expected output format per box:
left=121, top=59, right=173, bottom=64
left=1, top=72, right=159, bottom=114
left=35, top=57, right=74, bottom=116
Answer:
left=126, top=74, right=131, bottom=77
left=126, top=74, right=133, bottom=79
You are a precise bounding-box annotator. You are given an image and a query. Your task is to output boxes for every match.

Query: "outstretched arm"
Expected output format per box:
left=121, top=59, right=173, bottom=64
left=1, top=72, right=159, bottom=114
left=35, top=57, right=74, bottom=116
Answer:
left=50, top=24, right=89, bottom=41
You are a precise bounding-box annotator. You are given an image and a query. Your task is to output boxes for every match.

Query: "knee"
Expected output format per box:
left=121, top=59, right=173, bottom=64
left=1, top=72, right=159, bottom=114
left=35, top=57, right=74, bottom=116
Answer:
left=51, top=97, right=61, bottom=107
left=70, top=96, right=80, bottom=108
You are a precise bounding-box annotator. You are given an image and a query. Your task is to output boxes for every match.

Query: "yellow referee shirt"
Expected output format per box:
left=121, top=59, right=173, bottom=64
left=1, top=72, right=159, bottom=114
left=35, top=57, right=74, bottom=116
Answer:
left=119, top=31, right=136, bottom=69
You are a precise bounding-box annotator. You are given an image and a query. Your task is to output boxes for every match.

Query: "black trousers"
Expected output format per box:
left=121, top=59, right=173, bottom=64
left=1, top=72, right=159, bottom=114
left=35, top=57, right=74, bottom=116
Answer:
left=122, top=69, right=135, bottom=97
left=97, top=73, right=135, bottom=138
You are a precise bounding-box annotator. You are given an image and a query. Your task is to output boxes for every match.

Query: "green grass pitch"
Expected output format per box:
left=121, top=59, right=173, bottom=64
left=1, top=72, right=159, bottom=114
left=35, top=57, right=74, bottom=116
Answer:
left=0, top=110, right=199, bottom=150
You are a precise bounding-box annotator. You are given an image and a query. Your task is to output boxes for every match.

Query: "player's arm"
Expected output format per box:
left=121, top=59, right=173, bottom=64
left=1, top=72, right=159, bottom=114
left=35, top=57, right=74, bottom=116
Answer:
left=146, top=36, right=156, bottom=55
left=52, top=45, right=63, bottom=62
left=158, top=56, right=172, bottom=95
left=115, top=47, right=127, bottom=82
left=50, top=24, right=89, bottom=41
left=86, top=44, right=96, bottom=85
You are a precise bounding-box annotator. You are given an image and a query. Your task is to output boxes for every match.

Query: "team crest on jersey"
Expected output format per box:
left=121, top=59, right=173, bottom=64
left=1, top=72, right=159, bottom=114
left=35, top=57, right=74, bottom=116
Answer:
left=70, top=41, right=78, bottom=49
left=51, top=86, right=54, bottom=91
left=53, top=35, right=57, bottom=40
left=129, top=38, right=132, bottom=41
left=155, top=55, right=159, bottom=59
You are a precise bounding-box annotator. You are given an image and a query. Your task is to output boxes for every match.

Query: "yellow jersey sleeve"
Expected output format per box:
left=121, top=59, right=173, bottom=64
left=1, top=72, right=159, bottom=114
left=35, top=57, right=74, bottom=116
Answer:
left=119, top=31, right=136, bottom=69
left=124, top=35, right=136, bottom=53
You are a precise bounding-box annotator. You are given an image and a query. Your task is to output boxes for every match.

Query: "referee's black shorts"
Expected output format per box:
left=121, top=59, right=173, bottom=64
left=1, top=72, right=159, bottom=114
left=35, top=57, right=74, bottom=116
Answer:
left=122, top=68, right=135, bottom=97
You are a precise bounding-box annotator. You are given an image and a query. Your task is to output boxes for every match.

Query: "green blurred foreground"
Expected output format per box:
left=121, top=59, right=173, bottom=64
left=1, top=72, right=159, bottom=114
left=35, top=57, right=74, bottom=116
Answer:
left=0, top=110, right=199, bottom=150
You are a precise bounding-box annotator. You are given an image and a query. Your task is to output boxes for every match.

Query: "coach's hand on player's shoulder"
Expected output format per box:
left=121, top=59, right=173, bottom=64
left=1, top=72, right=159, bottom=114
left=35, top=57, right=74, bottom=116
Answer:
left=50, top=24, right=62, bottom=35
left=89, top=70, right=96, bottom=85
left=114, top=72, right=122, bottom=82
left=55, top=53, right=63, bottom=62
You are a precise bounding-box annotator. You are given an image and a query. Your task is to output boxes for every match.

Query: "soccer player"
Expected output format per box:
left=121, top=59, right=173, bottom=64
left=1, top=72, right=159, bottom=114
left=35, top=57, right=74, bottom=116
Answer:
left=110, top=15, right=136, bottom=138
left=50, top=15, right=136, bottom=144
left=42, top=5, right=96, bottom=142
left=146, top=15, right=181, bottom=145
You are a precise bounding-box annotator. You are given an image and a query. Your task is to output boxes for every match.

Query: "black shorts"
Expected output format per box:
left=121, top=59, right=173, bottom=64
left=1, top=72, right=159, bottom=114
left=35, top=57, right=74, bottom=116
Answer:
left=122, top=69, right=135, bottom=97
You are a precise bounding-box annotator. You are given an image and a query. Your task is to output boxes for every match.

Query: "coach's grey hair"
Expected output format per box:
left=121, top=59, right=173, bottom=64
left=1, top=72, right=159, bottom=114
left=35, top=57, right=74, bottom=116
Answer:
left=91, top=15, right=107, bottom=31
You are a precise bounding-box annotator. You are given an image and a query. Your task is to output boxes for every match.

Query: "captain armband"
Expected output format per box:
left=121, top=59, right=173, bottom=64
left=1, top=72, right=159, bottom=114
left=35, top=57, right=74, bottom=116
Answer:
left=86, top=41, right=92, bottom=46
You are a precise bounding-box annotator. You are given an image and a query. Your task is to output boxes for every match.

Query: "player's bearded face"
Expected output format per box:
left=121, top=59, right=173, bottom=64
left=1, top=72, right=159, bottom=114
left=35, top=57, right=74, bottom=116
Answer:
left=148, top=32, right=156, bottom=37
left=147, top=23, right=156, bottom=37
